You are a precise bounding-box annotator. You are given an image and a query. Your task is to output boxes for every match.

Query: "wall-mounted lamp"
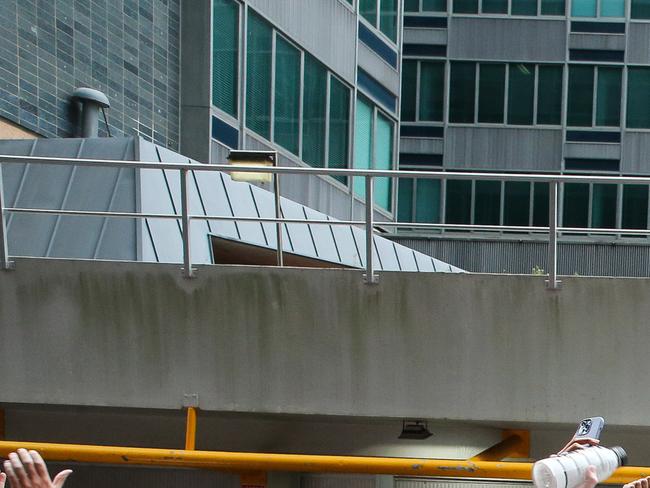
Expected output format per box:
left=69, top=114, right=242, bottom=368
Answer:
left=399, top=420, right=433, bottom=440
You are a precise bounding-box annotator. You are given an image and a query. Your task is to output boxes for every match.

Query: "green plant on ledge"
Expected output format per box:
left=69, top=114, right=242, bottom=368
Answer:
left=531, top=265, right=545, bottom=276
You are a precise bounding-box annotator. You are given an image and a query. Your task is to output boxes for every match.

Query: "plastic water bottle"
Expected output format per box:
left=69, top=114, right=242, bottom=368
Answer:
left=532, top=445, right=628, bottom=488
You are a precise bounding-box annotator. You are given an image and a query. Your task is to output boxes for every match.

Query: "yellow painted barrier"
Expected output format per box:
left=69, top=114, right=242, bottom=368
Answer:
left=0, top=441, right=648, bottom=484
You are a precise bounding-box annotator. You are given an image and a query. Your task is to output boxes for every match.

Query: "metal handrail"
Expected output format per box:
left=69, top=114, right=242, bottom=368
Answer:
left=3, top=154, right=650, bottom=286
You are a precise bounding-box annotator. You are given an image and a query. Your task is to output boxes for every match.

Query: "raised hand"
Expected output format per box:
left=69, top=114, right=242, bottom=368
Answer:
left=2, top=449, right=72, bottom=488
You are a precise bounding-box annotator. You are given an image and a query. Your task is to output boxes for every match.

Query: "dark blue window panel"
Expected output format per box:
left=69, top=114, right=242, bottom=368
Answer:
left=403, top=16, right=448, bottom=28
left=403, top=44, right=447, bottom=57
left=357, top=69, right=397, bottom=113
left=571, top=21, right=625, bottom=33
left=566, top=130, right=620, bottom=142
left=565, top=158, right=619, bottom=171
left=569, top=49, right=624, bottom=62
left=358, top=21, right=398, bottom=68
left=399, top=153, right=443, bottom=166
left=400, top=125, right=444, bottom=138
left=212, top=116, right=239, bottom=149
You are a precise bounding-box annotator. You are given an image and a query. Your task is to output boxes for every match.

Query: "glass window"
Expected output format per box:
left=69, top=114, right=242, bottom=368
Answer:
left=398, top=179, right=414, bottom=222
left=537, top=65, right=563, bottom=125
left=542, top=0, right=565, bottom=14
left=475, top=181, right=501, bottom=225
left=622, top=185, right=648, bottom=229
left=504, top=181, right=530, bottom=226
left=375, top=112, right=394, bottom=210
left=445, top=180, right=472, bottom=224
left=483, top=0, right=508, bottom=13
left=354, top=97, right=373, bottom=198
left=274, top=36, right=300, bottom=155
left=591, top=184, right=617, bottom=229
left=360, top=0, right=378, bottom=24
left=563, top=183, right=589, bottom=228
left=453, top=0, right=479, bottom=13
left=512, top=0, right=538, bottom=14
left=212, top=0, right=239, bottom=117
left=567, top=65, right=594, bottom=127
left=595, top=67, right=621, bottom=127
left=419, top=62, right=444, bottom=122
left=572, top=0, right=597, bottom=15
left=632, top=0, right=650, bottom=18
left=401, top=60, right=417, bottom=122
left=302, top=55, right=327, bottom=167
left=508, top=64, right=535, bottom=125
left=329, top=76, right=350, bottom=185
left=405, top=0, right=420, bottom=10
left=478, top=64, right=505, bottom=123
left=533, top=182, right=549, bottom=227
left=380, top=0, right=398, bottom=42
left=246, top=12, right=272, bottom=139
left=416, top=179, right=441, bottom=223
left=423, top=0, right=448, bottom=10
left=449, top=62, right=476, bottom=123
left=601, top=0, right=624, bottom=15
left=627, top=68, right=650, bottom=129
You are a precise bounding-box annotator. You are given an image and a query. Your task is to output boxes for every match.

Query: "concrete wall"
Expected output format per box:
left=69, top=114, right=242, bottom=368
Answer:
left=1, top=258, right=650, bottom=428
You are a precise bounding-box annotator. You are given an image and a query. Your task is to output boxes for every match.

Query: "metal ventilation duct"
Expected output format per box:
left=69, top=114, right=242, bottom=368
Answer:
left=71, top=87, right=110, bottom=138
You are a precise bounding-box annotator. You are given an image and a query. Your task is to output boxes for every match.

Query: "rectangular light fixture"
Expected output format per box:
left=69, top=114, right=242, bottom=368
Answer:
left=227, top=150, right=276, bottom=183
left=399, top=420, right=433, bottom=440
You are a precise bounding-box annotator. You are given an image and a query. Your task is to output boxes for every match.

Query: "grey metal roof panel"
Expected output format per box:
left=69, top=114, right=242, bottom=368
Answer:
left=394, top=243, right=419, bottom=272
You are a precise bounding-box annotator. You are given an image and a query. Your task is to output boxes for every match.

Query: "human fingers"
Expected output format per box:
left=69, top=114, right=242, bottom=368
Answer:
left=558, top=437, right=600, bottom=455
left=582, top=465, right=598, bottom=488
left=0, top=472, right=6, bottom=488
left=28, top=450, right=50, bottom=480
left=3, top=459, right=20, bottom=488
left=17, top=449, right=37, bottom=481
left=9, top=452, right=31, bottom=487
left=52, top=470, right=72, bottom=488
left=641, top=477, right=649, bottom=488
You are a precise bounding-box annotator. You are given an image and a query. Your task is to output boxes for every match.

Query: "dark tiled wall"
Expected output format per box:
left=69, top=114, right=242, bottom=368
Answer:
left=0, top=0, right=180, bottom=149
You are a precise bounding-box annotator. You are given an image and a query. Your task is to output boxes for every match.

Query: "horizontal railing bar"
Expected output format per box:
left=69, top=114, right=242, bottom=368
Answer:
left=4, top=154, right=650, bottom=184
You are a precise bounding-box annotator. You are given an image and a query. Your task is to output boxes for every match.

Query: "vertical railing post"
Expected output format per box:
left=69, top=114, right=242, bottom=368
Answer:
left=546, top=180, right=560, bottom=290
left=274, top=171, right=283, bottom=267
left=0, top=164, right=13, bottom=271
left=180, top=169, right=194, bottom=278
left=364, top=176, right=378, bottom=284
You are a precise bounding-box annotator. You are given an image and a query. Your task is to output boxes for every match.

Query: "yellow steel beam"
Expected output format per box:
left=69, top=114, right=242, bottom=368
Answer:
left=0, top=440, right=648, bottom=483
left=185, top=407, right=197, bottom=451
left=470, top=430, right=530, bottom=461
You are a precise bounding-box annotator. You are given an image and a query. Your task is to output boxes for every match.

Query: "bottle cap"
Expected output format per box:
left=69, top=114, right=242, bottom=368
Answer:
left=611, top=446, right=628, bottom=466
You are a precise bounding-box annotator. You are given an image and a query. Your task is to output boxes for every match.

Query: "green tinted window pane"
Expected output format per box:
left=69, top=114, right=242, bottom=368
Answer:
left=423, top=0, right=447, bottom=10
left=504, top=181, right=531, bottom=226
left=537, top=65, right=563, bottom=125
left=533, top=182, right=549, bottom=227
left=449, top=62, right=476, bottom=123
left=360, top=0, right=378, bottom=24
left=623, top=185, right=649, bottom=229
left=572, top=0, right=597, bottom=15
left=398, top=179, right=414, bottom=222
left=246, top=12, right=272, bottom=139
left=354, top=98, right=373, bottom=198
left=419, top=62, right=444, bottom=121
left=375, top=112, right=393, bottom=210
left=483, top=0, right=508, bottom=13
left=453, top=0, right=479, bottom=13
left=596, top=67, right=621, bottom=127
left=445, top=180, right=472, bottom=224
left=302, top=55, right=327, bottom=167
left=380, top=0, right=398, bottom=42
left=542, top=0, right=565, bottom=14
left=274, top=37, right=300, bottom=154
left=563, top=183, right=589, bottom=228
left=632, top=0, right=650, bottom=18
left=478, top=64, right=505, bottom=123
left=512, top=0, right=538, bottom=14
left=627, top=68, right=650, bottom=128
left=567, top=65, right=594, bottom=127
left=508, top=64, right=535, bottom=125
left=212, top=0, right=239, bottom=117
left=475, top=180, right=501, bottom=225
left=405, top=0, right=420, bottom=10
left=329, top=77, right=350, bottom=185
left=601, top=0, right=624, bottom=15
left=591, top=184, right=617, bottom=229
left=401, top=60, right=417, bottom=122
left=416, top=179, right=441, bottom=223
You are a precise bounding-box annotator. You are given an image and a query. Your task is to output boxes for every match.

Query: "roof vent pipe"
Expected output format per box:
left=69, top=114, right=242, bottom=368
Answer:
left=71, top=87, right=110, bottom=138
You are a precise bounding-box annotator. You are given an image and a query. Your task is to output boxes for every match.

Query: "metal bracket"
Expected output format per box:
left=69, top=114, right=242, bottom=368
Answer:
left=181, top=267, right=197, bottom=279
left=545, top=279, right=562, bottom=290
left=182, top=393, right=199, bottom=408
left=1, top=260, right=15, bottom=271
left=363, top=272, right=379, bottom=285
